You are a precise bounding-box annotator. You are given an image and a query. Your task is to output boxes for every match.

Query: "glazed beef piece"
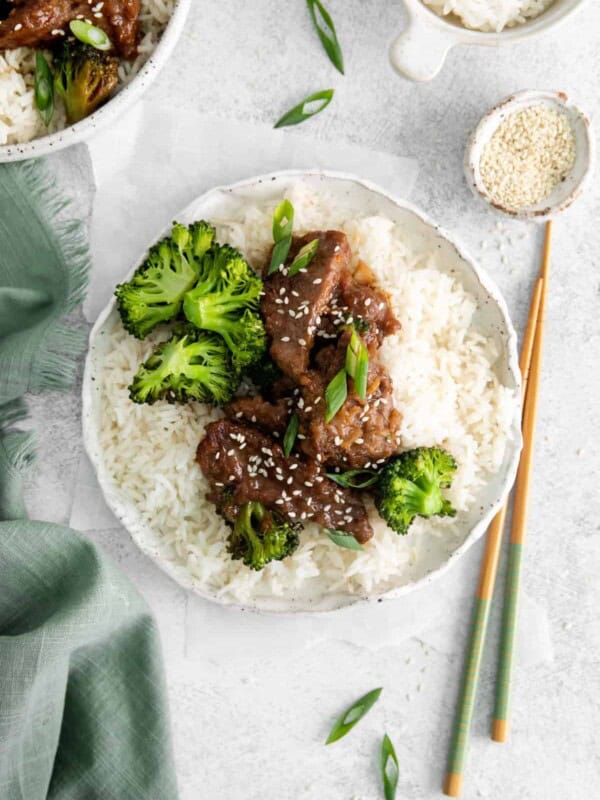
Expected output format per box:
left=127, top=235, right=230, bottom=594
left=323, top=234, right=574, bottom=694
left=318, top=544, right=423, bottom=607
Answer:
left=297, top=331, right=402, bottom=470
left=197, top=419, right=373, bottom=544
left=223, top=395, right=291, bottom=438
left=0, top=0, right=140, bottom=59
left=261, top=230, right=350, bottom=382
left=315, top=268, right=400, bottom=350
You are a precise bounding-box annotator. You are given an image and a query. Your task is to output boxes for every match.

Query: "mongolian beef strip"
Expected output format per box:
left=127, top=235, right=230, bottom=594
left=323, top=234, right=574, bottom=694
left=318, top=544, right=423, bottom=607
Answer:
left=261, top=230, right=350, bottom=382
left=0, top=0, right=141, bottom=58
left=197, top=419, right=374, bottom=544
left=224, top=395, right=291, bottom=438
left=297, top=330, right=402, bottom=470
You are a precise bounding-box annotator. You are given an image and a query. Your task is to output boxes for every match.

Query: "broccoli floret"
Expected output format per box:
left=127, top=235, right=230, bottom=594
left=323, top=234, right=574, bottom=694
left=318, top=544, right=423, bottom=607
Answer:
left=183, top=244, right=267, bottom=372
left=129, top=328, right=236, bottom=405
left=115, top=221, right=216, bottom=339
left=227, top=501, right=300, bottom=570
left=375, top=447, right=457, bottom=535
left=53, top=39, right=118, bottom=123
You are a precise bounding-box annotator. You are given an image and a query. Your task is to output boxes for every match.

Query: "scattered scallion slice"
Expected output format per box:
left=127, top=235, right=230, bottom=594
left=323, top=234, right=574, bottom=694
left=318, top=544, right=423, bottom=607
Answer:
left=324, top=367, right=347, bottom=423
left=283, top=413, right=299, bottom=457
left=381, top=733, right=399, bottom=800
left=326, top=468, right=379, bottom=489
left=325, top=529, right=363, bottom=551
left=306, top=0, right=344, bottom=75
left=269, top=199, right=294, bottom=275
left=69, top=19, right=112, bottom=51
left=288, top=238, right=319, bottom=277
left=274, top=89, right=334, bottom=129
left=34, top=52, right=54, bottom=127
left=325, top=687, right=382, bottom=744
left=345, top=328, right=369, bottom=400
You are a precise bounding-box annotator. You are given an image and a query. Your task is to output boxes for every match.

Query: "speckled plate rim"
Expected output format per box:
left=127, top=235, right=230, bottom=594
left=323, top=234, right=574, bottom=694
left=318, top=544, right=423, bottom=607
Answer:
left=0, top=0, right=192, bottom=163
left=82, top=169, right=523, bottom=614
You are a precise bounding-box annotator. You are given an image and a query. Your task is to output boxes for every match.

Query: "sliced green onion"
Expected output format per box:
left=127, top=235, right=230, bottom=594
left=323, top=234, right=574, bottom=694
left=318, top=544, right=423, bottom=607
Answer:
left=325, top=367, right=347, bottom=423
left=268, top=199, right=295, bottom=274
left=269, top=236, right=292, bottom=275
left=326, top=469, right=379, bottom=489
left=283, top=413, right=299, bottom=457
left=325, top=687, right=382, bottom=744
left=325, top=529, right=363, bottom=551
left=354, top=341, right=369, bottom=400
left=34, top=53, right=54, bottom=127
left=306, top=0, right=344, bottom=75
left=288, top=239, right=319, bottom=277
left=69, top=19, right=112, bottom=51
left=381, top=733, right=399, bottom=800
left=274, top=89, right=334, bottom=129
left=272, top=199, right=294, bottom=242
left=345, top=328, right=369, bottom=400
left=345, top=329, right=361, bottom=377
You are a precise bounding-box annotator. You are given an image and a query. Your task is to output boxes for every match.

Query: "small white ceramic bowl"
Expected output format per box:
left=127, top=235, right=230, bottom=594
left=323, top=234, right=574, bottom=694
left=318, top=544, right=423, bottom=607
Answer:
left=464, top=90, right=595, bottom=221
left=82, top=170, right=522, bottom=613
left=0, top=0, right=191, bottom=163
left=390, top=0, right=589, bottom=82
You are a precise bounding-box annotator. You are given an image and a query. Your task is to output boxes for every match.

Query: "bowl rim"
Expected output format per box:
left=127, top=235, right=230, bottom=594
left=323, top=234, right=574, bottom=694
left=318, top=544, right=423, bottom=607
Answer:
left=0, top=0, right=192, bottom=163
left=403, top=0, right=590, bottom=41
left=82, top=168, right=523, bottom=614
left=464, top=89, right=596, bottom=221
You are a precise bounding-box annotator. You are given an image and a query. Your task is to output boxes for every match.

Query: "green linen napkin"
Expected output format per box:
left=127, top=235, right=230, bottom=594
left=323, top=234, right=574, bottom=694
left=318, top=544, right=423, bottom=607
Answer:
left=0, top=158, right=179, bottom=800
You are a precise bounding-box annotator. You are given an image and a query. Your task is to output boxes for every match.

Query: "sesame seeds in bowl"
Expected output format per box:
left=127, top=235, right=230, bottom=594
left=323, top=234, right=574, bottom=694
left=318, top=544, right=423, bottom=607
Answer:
left=465, top=90, right=594, bottom=221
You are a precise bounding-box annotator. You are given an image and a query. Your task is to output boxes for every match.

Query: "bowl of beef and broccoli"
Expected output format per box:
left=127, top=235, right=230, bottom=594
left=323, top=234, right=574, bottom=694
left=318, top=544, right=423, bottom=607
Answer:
left=82, top=171, right=521, bottom=611
left=0, top=0, right=191, bottom=160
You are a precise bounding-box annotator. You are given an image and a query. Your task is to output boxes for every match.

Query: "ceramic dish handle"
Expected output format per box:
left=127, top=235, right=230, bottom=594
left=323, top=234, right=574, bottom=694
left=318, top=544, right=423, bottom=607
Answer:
left=389, top=20, right=455, bottom=82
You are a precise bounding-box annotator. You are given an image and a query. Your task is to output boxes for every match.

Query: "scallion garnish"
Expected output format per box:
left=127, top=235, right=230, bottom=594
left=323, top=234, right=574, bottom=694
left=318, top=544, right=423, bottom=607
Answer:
left=69, top=19, right=112, bottom=51
left=381, top=733, right=399, bottom=800
left=283, top=413, right=299, bottom=457
left=325, top=529, right=363, bottom=551
left=288, top=238, right=319, bottom=277
left=34, top=52, right=54, bottom=127
left=326, top=468, right=379, bottom=489
left=345, top=328, right=369, bottom=400
left=269, top=199, right=294, bottom=275
left=306, top=0, right=344, bottom=75
left=324, top=367, right=347, bottom=423
left=325, top=687, right=382, bottom=744
left=274, top=89, right=334, bottom=129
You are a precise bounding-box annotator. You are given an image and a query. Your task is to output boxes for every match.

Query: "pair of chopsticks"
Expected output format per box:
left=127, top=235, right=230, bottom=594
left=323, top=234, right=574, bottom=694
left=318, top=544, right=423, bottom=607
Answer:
left=443, top=220, right=552, bottom=798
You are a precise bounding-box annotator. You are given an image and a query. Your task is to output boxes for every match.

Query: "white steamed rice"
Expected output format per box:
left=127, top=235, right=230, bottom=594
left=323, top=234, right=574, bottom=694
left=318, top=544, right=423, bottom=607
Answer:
left=97, top=183, right=516, bottom=604
left=0, top=0, right=174, bottom=146
left=421, top=0, right=555, bottom=31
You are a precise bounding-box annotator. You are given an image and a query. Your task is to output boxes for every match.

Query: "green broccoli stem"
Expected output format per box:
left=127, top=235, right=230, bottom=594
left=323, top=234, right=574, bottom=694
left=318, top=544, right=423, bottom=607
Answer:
left=397, top=477, right=446, bottom=517
left=185, top=295, right=251, bottom=339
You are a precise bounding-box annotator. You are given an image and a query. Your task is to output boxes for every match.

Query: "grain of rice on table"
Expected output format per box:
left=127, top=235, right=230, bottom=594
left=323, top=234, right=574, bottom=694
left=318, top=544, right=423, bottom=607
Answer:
left=421, top=0, right=555, bottom=32
left=97, top=184, right=516, bottom=604
left=0, top=0, right=175, bottom=146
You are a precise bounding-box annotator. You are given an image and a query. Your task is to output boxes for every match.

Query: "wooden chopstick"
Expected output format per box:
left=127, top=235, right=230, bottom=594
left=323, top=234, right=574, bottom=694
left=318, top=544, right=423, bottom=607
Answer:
left=443, top=250, right=547, bottom=797
left=492, top=220, right=552, bottom=743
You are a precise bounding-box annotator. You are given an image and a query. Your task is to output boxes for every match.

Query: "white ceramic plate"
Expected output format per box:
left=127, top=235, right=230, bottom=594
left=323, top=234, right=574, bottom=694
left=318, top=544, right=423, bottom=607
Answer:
left=82, top=170, right=522, bottom=613
left=0, top=0, right=191, bottom=162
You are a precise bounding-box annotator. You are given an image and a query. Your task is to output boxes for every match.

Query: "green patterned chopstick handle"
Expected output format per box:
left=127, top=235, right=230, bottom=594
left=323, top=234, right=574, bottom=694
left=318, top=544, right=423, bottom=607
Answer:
left=444, top=597, right=491, bottom=797
left=492, top=542, right=523, bottom=742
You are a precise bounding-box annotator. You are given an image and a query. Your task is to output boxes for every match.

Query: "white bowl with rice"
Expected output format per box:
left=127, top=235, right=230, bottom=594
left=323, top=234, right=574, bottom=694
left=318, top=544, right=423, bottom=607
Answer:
left=82, top=170, right=522, bottom=613
left=390, top=0, right=589, bottom=82
left=0, top=0, right=190, bottom=161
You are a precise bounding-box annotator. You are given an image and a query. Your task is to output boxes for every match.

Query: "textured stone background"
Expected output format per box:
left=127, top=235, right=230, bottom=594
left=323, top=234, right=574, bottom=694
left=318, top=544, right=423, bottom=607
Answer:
left=24, top=1, right=600, bottom=798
